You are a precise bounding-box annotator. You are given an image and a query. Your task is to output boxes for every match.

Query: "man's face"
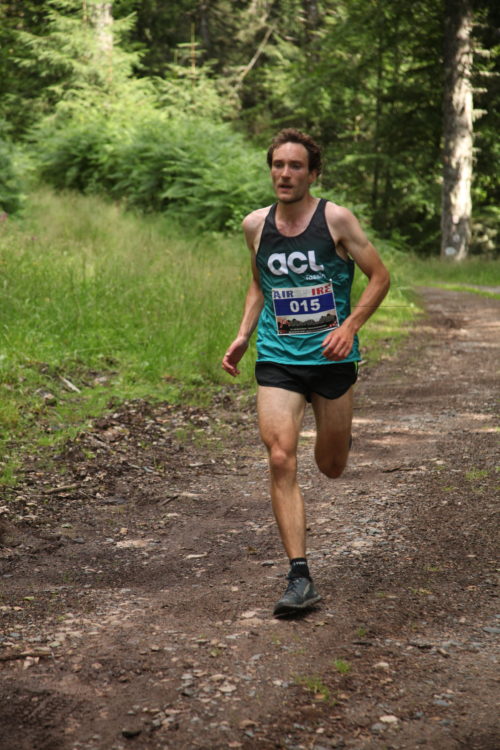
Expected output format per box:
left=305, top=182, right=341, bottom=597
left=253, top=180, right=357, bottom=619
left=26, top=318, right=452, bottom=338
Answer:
left=270, top=142, right=317, bottom=204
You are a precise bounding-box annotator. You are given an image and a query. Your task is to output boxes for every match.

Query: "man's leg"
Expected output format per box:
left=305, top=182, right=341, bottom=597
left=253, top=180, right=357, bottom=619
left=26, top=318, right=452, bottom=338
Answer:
left=311, top=387, right=354, bottom=478
left=257, top=386, right=322, bottom=616
left=257, top=386, right=306, bottom=559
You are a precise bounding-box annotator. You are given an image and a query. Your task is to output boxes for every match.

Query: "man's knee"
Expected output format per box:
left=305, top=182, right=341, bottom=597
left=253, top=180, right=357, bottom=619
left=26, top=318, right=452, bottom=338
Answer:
left=316, top=456, right=347, bottom=479
left=268, top=445, right=297, bottom=477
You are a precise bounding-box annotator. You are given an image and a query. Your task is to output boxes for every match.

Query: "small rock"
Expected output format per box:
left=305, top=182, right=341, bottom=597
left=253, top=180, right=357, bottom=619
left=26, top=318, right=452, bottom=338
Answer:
left=409, top=640, right=434, bottom=649
left=373, top=661, right=390, bottom=671
left=379, top=714, right=399, bottom=724
left=330, top=739, right=345, bottom=749
left=239, top=720, right=257, bottom=729
left=219, top=682, right=237, bottom=694
left=121, top=727, right=142, bottom=739
left=482, top=626, right=500, bottom=635
left=36, top=390, right=57, bottom=405
left=102, top=496, right=128, bottom=505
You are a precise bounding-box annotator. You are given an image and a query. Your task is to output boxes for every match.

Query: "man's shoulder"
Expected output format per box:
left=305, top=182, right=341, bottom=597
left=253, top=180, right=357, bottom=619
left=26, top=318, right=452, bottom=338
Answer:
left=242, top=205, right=272, bottom=232
left=324, top=200, right=361, bottom=237
left=324, top=199, right=353, bottom=223
left=242, top=205, right=272, bottom=252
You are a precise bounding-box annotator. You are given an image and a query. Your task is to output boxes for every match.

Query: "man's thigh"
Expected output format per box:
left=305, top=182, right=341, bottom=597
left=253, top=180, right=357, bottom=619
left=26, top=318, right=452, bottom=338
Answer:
left=311, top=387, right=354, bottom=456
left=257, top=386, right=306, bottom=452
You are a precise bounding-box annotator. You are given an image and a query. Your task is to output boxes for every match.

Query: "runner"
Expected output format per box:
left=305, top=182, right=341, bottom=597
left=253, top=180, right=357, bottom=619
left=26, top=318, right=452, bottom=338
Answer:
left=222, top=128, right=390, bottom=617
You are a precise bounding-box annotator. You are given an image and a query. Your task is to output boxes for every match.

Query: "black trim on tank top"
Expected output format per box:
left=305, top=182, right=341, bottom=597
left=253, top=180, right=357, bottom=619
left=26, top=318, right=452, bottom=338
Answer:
left=258, top=198, right=350, bottom=266
left=267, top=199, right=323, bottom=240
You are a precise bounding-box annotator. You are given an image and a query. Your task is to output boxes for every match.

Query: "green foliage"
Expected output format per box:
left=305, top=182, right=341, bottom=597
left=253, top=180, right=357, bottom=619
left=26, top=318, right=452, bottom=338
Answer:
left=332, top=659, right=352, bottom=675
left=32, top=86, right=273, bottom=231
left=0, top=1, right=51, bottom=132
left=2, top=0, right=498, bottom=256
left=113, top=117, right=272, bottom=229
left=471, top=206, right=500, bottom=257
left=248, top=0, right=444, bottom=253
left=16, top=0, right=140, bottom=102
left=295, top=674, right=330, bottom=701
left=24, top=1, right=271, bottom=232
left=470, top=4, right=500, bottom=255
left=156, top=61, right=240, bottom=122
left=0, top=124, right=24, bottom=214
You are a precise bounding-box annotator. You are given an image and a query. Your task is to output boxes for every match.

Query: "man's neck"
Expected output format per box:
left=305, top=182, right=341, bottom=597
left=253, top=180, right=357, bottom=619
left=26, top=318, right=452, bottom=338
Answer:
left=275, top=194, right=318, bottom=231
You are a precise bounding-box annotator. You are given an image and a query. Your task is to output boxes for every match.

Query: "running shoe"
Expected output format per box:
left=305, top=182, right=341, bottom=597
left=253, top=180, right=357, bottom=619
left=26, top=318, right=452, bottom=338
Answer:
left=273, top=575, right=322, bottom=617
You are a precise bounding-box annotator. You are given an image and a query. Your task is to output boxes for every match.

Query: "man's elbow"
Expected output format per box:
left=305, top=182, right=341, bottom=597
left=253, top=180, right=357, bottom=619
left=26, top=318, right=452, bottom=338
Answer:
left=372, top=266, right=390, bottom=298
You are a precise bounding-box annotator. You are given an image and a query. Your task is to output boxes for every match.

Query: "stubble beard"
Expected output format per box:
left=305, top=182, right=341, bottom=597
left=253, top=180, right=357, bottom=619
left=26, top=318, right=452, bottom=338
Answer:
left=276, top=187, right=308, bottom=205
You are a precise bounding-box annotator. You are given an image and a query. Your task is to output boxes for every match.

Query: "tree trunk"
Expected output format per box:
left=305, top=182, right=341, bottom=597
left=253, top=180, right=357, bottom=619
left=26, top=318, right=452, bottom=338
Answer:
left=302, top=0, right=319, bottom=30
left=198, top=1, right=211, bottom=58
left=441, top=0, right=473, bottom=260
left=89, top=1, right=113, bottom=56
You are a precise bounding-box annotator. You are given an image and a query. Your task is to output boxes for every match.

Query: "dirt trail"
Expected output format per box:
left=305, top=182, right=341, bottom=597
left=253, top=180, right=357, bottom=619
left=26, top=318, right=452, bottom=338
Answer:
left=1, top=288, right=499, bottom=750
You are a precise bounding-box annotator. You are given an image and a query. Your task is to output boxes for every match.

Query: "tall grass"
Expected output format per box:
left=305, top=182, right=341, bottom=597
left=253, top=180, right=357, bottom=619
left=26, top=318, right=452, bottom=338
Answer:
left=0, top=188, right=255, bottom=387
left=409, top=256, right=500, bottom=289
left=0, top=188, right=256, bottom=481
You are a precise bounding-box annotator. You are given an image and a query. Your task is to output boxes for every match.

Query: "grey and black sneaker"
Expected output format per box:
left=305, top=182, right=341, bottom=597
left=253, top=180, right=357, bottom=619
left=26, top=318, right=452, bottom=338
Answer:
left=273, top=575, right=322, bottom=617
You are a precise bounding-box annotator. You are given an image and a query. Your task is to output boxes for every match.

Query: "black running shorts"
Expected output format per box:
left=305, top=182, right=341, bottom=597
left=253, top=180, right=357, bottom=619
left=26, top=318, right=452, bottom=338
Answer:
left=255, top=361, right=358, bottom=402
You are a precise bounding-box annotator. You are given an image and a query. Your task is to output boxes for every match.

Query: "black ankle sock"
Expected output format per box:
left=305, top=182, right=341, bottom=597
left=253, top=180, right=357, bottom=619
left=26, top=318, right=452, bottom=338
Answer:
left=289, top=557, right=310, bottom=579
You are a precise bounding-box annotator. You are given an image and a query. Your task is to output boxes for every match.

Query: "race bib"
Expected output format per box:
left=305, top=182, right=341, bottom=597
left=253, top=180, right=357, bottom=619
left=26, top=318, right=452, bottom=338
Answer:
left=272, top=282, right=339, bottom=336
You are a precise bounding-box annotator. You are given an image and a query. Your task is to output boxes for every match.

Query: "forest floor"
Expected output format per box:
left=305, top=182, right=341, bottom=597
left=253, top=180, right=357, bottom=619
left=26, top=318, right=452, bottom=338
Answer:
left=0, top=288, right=498, bottom=750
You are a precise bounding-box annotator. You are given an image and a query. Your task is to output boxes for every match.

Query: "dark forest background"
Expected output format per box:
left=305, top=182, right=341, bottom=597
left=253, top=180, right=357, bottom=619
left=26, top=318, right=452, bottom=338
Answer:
left=1, top=0, right=498, bottom=257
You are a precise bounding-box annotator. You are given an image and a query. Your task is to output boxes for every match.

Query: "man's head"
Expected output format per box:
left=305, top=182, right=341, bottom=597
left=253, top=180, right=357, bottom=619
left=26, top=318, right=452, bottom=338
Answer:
left=266, top=128, right=322, bottom=175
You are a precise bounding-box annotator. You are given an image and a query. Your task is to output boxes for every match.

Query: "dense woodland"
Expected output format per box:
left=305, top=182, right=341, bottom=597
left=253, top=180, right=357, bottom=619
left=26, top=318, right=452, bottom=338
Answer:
left=0, top=0, right=498, bottom=257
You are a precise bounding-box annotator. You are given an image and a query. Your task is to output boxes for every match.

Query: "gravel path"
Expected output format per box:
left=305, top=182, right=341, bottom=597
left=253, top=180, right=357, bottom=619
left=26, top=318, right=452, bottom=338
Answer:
left=0, top=287, right=498, bottom=750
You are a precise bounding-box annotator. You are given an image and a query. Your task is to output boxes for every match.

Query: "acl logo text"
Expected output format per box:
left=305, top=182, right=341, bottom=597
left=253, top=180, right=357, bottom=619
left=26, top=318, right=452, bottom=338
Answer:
left=267, top=251, right=324, bottom=276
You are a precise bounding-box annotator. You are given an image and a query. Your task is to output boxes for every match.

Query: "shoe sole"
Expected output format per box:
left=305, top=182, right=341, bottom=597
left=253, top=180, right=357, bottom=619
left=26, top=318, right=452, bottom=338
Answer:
left=273, top=594, right=322, bottom=618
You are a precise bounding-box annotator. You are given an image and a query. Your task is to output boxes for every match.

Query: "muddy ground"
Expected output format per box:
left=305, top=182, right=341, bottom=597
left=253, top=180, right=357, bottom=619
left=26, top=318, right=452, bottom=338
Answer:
left=0, top=287, right=498, bottom=750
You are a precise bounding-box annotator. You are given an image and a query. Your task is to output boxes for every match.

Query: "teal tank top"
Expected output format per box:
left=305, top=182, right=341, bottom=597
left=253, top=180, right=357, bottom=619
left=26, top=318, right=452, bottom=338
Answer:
left=256, top=199, right=360, bottom=365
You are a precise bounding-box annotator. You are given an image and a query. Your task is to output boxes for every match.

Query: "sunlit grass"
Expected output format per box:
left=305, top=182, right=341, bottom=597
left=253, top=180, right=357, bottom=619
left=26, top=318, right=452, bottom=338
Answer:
left=409, top=256, right=500, bottom=289
left=0, top=188, right=255, bottom=386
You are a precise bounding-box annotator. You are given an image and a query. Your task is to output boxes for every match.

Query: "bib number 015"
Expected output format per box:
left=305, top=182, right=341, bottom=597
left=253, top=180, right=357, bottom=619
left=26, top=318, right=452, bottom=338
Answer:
left=272, top=282, right=338, bottom=336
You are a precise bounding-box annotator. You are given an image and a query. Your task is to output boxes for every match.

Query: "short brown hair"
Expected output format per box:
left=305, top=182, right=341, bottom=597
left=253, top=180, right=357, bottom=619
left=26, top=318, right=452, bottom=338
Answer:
left=266, top=128, right=322, bottom=174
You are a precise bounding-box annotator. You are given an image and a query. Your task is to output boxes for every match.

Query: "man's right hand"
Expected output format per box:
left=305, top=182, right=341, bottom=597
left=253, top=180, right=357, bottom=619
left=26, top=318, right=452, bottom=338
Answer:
left=222, top=336, right=249, bottom=377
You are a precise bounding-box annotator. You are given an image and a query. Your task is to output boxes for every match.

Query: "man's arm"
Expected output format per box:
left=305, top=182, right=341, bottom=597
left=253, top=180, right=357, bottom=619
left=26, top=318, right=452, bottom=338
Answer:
left=322, top=203, right=390, bottom=361
left=221, top=211, right=266, bottom=377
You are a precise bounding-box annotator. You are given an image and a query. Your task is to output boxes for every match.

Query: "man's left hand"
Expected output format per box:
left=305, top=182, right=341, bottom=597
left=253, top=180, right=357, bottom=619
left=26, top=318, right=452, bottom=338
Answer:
left=321, top=322, right=355, bottom=361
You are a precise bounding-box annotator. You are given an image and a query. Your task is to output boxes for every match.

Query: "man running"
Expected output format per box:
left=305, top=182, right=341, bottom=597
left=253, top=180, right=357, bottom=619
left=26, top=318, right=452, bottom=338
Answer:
left=222, top=129, right=390, bottom=617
